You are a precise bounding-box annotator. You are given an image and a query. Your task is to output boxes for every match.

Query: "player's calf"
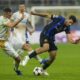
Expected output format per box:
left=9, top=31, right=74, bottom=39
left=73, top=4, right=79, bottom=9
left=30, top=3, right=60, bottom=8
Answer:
left=14, top=68, right=22, bottom=76
left=14, top=57, right=22, bottom=75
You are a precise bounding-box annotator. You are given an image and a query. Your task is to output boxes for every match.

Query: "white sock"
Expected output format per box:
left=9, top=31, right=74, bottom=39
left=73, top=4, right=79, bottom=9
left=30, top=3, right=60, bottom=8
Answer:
left=35, top=55, right=42, bottom=62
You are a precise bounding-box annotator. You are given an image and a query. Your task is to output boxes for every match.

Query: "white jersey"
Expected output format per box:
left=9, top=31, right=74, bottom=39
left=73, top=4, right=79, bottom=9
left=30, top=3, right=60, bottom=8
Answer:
left=12, top=11, right=30, bottom=35
left=11, top=11, right=29, bottom=36
left=9, top=11, right=30, bottom=50
left=0, top=16, right=10, bottom=40
left=0, top=14, right=28, bottom=58
left=0, top=16, right=20, bottom=58
left=12, top=11, right=30, bottom=26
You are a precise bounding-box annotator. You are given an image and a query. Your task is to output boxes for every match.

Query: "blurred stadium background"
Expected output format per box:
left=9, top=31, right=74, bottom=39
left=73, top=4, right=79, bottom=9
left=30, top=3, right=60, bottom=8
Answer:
left=0, top=1, right=80, bottom=80
left=0, top=0, right=80, bottom=43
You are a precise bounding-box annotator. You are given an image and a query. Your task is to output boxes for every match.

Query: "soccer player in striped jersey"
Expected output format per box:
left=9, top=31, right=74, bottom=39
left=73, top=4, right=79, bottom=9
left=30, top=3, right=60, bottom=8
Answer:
left=0, top=8, right=24, bottom=75
left=21, top=11, right=77, bottom=75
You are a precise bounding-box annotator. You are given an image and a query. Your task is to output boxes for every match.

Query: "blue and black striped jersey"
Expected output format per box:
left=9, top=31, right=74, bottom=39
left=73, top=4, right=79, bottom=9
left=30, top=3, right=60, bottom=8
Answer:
left=42, top=15, right=70, bottom=38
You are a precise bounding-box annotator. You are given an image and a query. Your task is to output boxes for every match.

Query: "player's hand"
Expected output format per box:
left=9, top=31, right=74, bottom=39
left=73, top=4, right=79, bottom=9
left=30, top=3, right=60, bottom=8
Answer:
left=30, top=11, right=35, bottom=15
left=21, top=12, right=25, bottom=20
left=29, top=29, right=35, bottom=35
left=72, top=38, right=80, bottom=44
left=29, top=32, right=32, bottom=35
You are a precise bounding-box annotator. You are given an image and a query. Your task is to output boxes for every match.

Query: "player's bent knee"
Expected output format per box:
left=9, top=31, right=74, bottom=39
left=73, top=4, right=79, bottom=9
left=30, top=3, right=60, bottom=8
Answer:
left=15, top=57, right=21, bottom=63
left=22, top=43, right=32, bottom=51
left=43, top=44, right=49, bottom=51
left=44, top=47, right=49, bottom=51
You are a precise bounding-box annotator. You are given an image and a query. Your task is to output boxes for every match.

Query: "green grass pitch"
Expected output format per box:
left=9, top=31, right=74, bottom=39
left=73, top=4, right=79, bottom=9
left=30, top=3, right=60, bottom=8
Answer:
left=0, top=43, right=80, bottom=80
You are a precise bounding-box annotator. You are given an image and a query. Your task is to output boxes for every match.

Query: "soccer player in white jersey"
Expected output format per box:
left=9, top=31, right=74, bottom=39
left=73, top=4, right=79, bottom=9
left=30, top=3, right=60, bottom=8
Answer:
left=11, top=3, right=42, bottom=65
left=0, top=8, right=24, bottom=75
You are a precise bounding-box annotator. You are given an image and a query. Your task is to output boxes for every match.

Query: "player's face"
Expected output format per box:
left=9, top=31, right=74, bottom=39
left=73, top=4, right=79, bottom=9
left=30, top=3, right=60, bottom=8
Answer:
left=19, top=4, right=26, bottom=12
left=66, top=19, right=74, bottom=26
left=5, top=12, right=12, bottom=19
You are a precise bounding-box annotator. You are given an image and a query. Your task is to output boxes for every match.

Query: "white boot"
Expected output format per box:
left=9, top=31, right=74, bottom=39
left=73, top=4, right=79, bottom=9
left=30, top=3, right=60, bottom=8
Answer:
left=42, top=70, right=49, bottom=76
left=20, top=56, right=30, bottom=66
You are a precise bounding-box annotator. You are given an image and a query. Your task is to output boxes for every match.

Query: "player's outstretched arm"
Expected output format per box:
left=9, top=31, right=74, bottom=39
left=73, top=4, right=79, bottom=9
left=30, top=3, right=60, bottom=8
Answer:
left=4, top=13, right=24, bottom=28
left=30, top=11, right=51, bottom=19
left=67, top=34, right=80, bottom=44
left=67, top=34, right=75, bottom=43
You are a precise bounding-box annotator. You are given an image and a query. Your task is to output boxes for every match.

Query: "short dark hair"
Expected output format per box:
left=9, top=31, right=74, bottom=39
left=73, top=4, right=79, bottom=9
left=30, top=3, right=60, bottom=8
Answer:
left=19, top=1, right=25, bottom=5
left=69, top=15, right=77, bottom=23
left=3, top=8, right=12, bottom=13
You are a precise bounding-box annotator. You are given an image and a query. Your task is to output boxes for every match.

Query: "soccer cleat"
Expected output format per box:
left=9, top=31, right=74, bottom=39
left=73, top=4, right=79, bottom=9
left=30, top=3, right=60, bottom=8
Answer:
left=40, top=59, right=48, bottom=65
left=20, top=56, right=30, bottom=66
left=14, top=69, right=22, bottom=76
left=42, top=70, right=49, bottom=76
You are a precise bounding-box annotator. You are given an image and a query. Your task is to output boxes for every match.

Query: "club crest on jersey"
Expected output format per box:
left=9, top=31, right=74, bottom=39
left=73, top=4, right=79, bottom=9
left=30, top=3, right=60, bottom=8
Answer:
left=44, top=39, right=48, bottom=42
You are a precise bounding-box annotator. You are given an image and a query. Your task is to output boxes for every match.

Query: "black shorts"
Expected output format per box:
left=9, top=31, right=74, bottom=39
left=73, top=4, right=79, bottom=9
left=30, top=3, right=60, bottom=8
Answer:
left=40, top=32, right=58, bottom=51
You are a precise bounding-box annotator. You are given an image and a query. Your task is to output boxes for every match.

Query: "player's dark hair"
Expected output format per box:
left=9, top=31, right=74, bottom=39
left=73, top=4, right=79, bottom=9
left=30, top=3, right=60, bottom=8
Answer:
left=19, top=1, right=25, bottom=5
left=3, top=8, right=12, bottom=12
left=69, top=15, right=77, bottom=23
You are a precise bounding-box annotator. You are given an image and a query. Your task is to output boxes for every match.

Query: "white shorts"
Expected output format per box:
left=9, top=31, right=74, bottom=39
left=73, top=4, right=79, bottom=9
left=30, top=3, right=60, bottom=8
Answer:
left=4, top=29, right=26, bottom=58
left=4, top=25, right=31, bottom=58
left=4, top=41, right=19, bottom=58
left=9, top=28, right=27, bottom=50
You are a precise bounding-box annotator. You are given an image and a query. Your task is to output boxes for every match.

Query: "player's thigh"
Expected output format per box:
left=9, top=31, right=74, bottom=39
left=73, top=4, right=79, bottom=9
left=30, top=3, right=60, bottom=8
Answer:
left=48, top=42, right=57, bottom=58
left=40, top=33, right=49, bottom=50
left=48, top=40, right=58, bottom=51
left=35, top=43, right=49, bottom=54
left=4, top=42, right=19, bottom=58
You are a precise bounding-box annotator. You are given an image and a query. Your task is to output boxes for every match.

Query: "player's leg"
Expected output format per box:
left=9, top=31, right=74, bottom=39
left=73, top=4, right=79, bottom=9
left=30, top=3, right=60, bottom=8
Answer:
left=25, top=32, right=42, bottom=62
left=22, top=42, right=43, bottom=63
left=39, top=50, right=57, bottom=76
left=14, top=56, right=22, bottom=75
left=21, top=42, right=49, bottom=66
left=20, top=33, right=49, bottom=66
left=4, top=41, right=22, bottom=75
left=41, top=42, right=57, bottom=75
left=42, top=50, right=57, bottom=69
left=22, top=42, right=32, bottom=52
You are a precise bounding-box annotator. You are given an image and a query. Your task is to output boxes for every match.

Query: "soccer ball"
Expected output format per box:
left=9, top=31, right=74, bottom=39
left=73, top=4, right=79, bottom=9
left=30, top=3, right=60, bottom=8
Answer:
left=33, top=67, right=42, bottom=76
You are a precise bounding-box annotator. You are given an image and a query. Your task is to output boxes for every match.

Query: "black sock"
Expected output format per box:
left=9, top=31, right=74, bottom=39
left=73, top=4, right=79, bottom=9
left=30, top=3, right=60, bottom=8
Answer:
left=42, top=58, right=53, bottom=70
left=29, top=51, right=37, bottom=58
left=14, top=63, right=19, bottom=71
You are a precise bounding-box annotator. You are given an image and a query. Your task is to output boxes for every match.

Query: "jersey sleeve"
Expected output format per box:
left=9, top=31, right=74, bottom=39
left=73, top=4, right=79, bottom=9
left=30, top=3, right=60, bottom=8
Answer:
left=25, top=13, right=30, bottom=21
left=11, top=13, right=18, bottom=21
left=51, top=15, right=64, bottom=20
left=0, top=16, right=10, bottom=26
left=3, top=20, right=10, bottom=26
left=11, top=12, right=21, bottom=21
left=65, top=26, right=70, bottom=34
left=51, top=15, right=58, bottom=20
